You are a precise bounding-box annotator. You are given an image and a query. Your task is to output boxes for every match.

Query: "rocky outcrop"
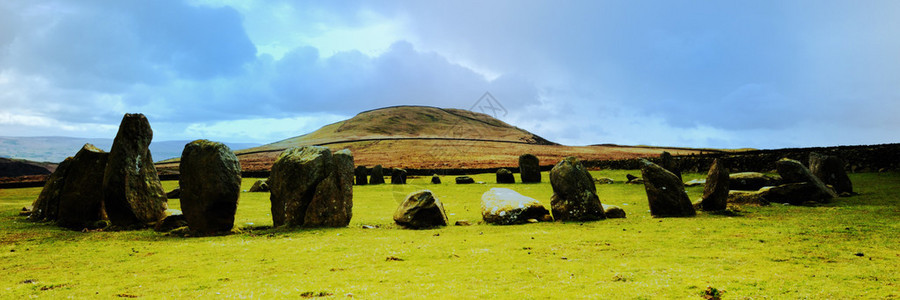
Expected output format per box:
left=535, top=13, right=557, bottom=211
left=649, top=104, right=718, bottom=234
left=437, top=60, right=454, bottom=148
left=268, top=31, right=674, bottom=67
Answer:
left=248, top=179, right=269, bottom=192
left=56, top=144, right=109, bottom=229
left=355, top=166, right=368, bottom=185
left=699, top=158, right=729, bottom=211
left=496, top=168, right=515, bottom=184
left=481, top=188, right=551, bottom=225
left=729, top=172, right=781, bottom=191
left=179, top=140, right=241, bottom=234
left=775, top=158, right=837, bottom=202
left=640, top=159, right=695, bottom=217
left=391, top=168, right=407, bottom=184
left=393, top=190, right=447, bottom=229
left=102, top=113, right=167, bottom=227
left=549, top=157, right=605, bottom=221
left=370, top=165, right=385, bottom=184
left=269, top=146, right=353, bottom=227
left=809, top=152, right=853, bottom=195
left=519, top=154, right=541, bottom=183
left=455, top=176, right=475, bottom=184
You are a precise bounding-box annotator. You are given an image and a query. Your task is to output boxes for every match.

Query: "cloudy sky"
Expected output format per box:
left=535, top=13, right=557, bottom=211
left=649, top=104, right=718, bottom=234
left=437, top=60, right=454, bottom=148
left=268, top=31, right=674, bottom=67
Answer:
left=1, top=0, right=898, bottom=149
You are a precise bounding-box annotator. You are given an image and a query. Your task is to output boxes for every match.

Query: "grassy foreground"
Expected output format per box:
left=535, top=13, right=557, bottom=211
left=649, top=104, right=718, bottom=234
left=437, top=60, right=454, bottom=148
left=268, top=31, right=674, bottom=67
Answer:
left=1, top=171, right=898, bottom=299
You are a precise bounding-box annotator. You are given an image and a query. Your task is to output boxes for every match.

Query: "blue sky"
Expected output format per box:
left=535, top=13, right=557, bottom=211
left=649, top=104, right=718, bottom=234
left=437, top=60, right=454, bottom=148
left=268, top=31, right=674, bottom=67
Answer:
left=1, top=0, right=898, bottom=149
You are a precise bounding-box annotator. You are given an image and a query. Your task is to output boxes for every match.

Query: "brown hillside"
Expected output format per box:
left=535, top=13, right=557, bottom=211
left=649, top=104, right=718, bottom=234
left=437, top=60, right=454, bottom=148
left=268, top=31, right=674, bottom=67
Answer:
left=156, top=106, right=712, bottom=173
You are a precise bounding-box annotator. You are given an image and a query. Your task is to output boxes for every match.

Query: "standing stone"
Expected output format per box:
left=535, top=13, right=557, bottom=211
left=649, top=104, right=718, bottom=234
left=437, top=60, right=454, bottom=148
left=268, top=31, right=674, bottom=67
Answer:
left=640, top=159, right=695, bottom=217
left=431, top=174, right=441, bottom=184
left=391, top=168, right=407, bottom=184
left=496, top=168, right=515, bottom=184
left=355, top=166, right=368, bottom=185
left=549, top=157, right=605, bottom=221
left=370, top=165, right=385, bottom=184
left=519, top=154, right=541, bottom=183
left=30, top=158, right=73, bottom=222
left=269, top=146, right=353, bottom=227
left=481, top=188, right=551, bottom=225
left=57, top=144, right=109, bottom=229
left=393, top=190, right=448, bottom=229
left=699, top=158, right=729, bottom=211
left=809, top=152, right=853, bottom=195
left=455, top=176, right=475, bottom=184
left=775, top=158, right=838, bottom=202
left=179, top=140, right=241, bottom=234
left=102, top=113, right=168, bottom=227
left=659, top=151, right=681, bottom=180
left=248, top=179, right=269, bottom=192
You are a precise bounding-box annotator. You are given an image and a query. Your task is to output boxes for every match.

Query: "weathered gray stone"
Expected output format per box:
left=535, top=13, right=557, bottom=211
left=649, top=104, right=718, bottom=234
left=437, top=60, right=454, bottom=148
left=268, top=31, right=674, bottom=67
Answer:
left=640, top=159, right=695, bottom=217
left=659, top=151, right=681, bottom=180
left=775, top=158, right=837, bottom=202
left=602, top=204, right=626, bottom=218
left=496, top=168, right=515, bottom=184
left=179, top=140, right=241, bottom=234
left=431, top=174, right=441, bottom=184
left=729, top=172, right=782, bottom=191
left=30, top=157, right=72, bottom=222
left=370, top=165, right=385, bottom=184
left=57, top=144, right=109, bottom=229
left=248, top=179, right=269, bottom=192
left=759, top=183, right=830, bottom=205
left=102, top=113, right=168, bottom=227
left=354, top=166, right=368, bottom=185
left=391, top=168, right=407, bottom=184
left=809, top=152, right=853, bottom=195
left=699, top=158, right=729, bottom=211
left=549, top=157, right=605, bottom=221
left=393, top=190, right=447, bottom=229
left=269, top=146, right=353, bottom=227
left=455, top=176, right=475, bottom=184
left=727, top=190, right=768, bottom=206
left=595, top=177, right=615, bottom=184
left=519, top=154, right=541, bottom=183
left=481, top=188, right=551, bottom=225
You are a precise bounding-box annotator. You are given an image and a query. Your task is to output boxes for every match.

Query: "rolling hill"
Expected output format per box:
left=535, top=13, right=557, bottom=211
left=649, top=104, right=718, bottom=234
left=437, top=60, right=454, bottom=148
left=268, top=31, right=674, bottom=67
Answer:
left=157, top=106, right=713, bottom=174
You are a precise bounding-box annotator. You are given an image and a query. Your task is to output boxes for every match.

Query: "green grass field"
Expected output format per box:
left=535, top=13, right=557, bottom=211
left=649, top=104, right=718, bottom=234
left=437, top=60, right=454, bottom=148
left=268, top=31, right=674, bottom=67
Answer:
left=1, top=171, right=898, bottom=299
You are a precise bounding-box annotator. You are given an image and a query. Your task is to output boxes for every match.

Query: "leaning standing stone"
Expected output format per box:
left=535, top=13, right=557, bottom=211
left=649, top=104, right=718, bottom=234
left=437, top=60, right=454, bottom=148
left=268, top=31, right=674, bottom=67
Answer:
left=640, top=159, right=695, bottom=217
left=519, top=154, right=541, bottom=183
left=393, top=190, right=448, bottom=229
left=699, top=158, right=729, bottom=211
left=549, top=157, right=605, bottom=221
left=102, top=113, right=168, bottom=227
left=809, top=152, right=853, bottom=195
left=30, top=158, right=73, bottom=222
left=269, top=146, right=353, bottom=227
left=496, top=168, right=515, bottom=184
left=391, top=168, right=407, bottom=184
left=370, top=165, right=385, bottom=184
left=355, top=166, right=368, bottom=185
left=179, top=140, right=241, bottom=234
left=57, top=144, right=109, bottom=229
left=481, top=188, right=551, bottom=225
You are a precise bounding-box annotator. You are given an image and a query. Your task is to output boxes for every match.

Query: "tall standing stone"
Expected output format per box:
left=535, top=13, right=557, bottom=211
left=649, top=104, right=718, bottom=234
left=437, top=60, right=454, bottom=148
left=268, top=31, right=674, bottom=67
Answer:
left=102, top=113, right=167, bottom=227
left=57, top=144, right=109, bottom=229
left=496, top=168, right=515, bottom=183
left=640, top=159, right=695, bottom=217
left=391, top=168, right=407, bottom=184
left=519, top=154, right=541, bottom=183
left=179, top=140, right=241, bottom=234
left=370, top=165, right=385, bottom=184
left=355, top=166, right=368, bottom=185
left=549, top=157, right=605, bottom=221
left=30, top=158, right=73, bottom=222
left=775, top=158, right=837, bottom=202
left=809, top=152, right=853, bottom=195
left=699, top=158, right=729, bottom=211
left=659, top=151, right=681, bottom=180
left=269, top=146, right=353, bottom=227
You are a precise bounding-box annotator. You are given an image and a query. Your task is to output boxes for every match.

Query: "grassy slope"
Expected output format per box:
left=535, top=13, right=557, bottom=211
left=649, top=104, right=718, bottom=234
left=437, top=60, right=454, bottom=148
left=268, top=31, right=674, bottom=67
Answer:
left=1, top=172, right=898, bottom=298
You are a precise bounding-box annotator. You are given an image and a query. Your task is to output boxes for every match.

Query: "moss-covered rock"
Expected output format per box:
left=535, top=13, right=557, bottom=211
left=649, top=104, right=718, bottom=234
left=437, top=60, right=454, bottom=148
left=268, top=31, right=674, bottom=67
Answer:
left=641, top=159, right=695, bottom=217
left=393, top=190, right=447, bottom=229
left=550, top=157, right=605, bottom=221
left=179, top=140, right=241, bottom=235
left=269, top=146, right=353, bottom=227
left=519, top=154, right=541, bottom=183
left=102, top=113, right=167, bottom=227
